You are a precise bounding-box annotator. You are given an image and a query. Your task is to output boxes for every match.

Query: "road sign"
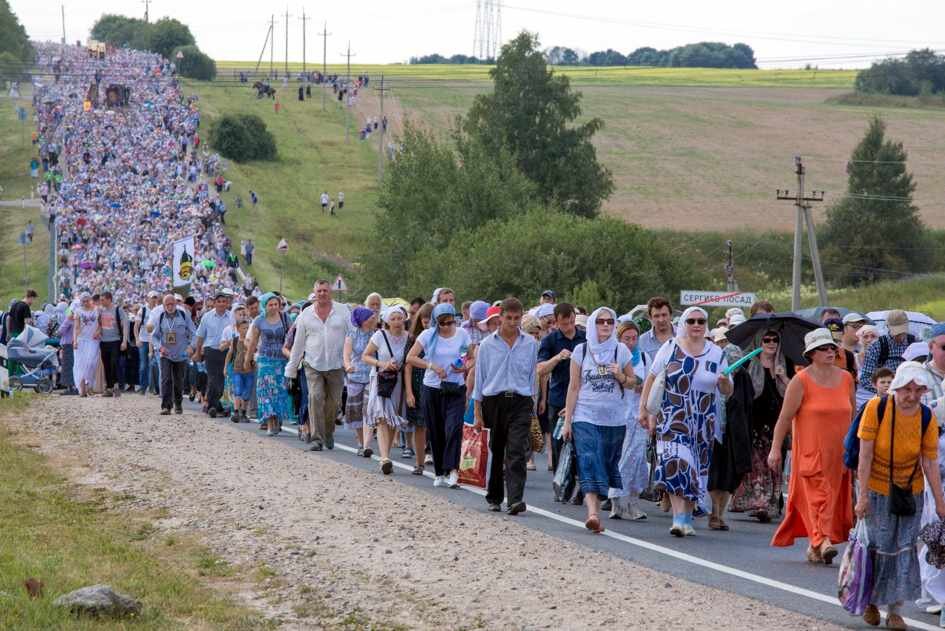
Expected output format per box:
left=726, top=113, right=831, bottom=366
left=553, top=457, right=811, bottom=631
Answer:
left=276, top=238, right=288, bottom=253
left=680, top=290, right=757, bottom=309
left=332, top=274, right=347, bottom=292
left=0, top=344, right=9, bottom=396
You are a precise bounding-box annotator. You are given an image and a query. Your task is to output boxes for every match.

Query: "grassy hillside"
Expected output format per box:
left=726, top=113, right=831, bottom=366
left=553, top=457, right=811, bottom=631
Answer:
left=184, top=79, right=381, bottom=298
left=0, top=93, right=36, bottom=200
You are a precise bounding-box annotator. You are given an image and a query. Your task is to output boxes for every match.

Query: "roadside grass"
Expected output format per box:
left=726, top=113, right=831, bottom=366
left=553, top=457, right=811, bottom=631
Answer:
left=0, top=203, right=49, bottom=306
left=0, top=395, right=273, bottom=631
left=827, top=92, right=945, bottom=110
left=0, top=88, right=38, bottom=200
left=184, top=78, right=380, bottom=298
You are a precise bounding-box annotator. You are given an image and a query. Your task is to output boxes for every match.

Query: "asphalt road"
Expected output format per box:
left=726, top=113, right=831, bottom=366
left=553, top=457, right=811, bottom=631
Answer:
left=191, top=403, right=939, bottom=630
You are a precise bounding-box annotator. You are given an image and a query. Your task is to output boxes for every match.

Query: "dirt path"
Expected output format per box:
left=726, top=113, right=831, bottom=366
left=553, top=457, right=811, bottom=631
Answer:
left=10, top=394, right=842, bottom=630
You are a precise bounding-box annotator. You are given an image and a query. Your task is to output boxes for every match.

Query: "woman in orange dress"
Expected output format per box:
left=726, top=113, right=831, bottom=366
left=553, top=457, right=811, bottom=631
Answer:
left=767, top=328, right=855, bottom=564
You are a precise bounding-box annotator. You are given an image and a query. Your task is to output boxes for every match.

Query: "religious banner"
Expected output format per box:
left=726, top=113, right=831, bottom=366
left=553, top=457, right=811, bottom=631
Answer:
left=172, top=235, right=195, bottom=286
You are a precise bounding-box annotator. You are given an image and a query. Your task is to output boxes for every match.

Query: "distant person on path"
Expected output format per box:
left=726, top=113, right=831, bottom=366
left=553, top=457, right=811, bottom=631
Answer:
left=152, top=293, right=195, bottom=415
left=473, top=297, right=538, bottom=515
left=337, top=191, right=344, bottom=210
left=768, top=328, right=854, bottom=563
left=244, top=239, right=254, bottom=266
left=320, top=191, right=329, bottom=213
left=25, top=220, right=34, bottom=243
left=195, top=290, right=234, bottom=418
left=286, top=280, right=351, bottom=451
left=860, top=309, right=916, bottom=395
left=638, top=296, right=675, bottom=360
left=250, top=190, right=258, bottom=208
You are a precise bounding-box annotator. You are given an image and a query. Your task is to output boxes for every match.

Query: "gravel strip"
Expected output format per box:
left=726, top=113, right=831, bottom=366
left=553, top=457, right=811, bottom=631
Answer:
left=11, top=395, right=843, bottom=630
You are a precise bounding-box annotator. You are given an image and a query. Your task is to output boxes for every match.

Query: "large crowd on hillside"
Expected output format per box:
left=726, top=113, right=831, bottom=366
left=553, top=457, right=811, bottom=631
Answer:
left=8, top=44, right=945, bottom=631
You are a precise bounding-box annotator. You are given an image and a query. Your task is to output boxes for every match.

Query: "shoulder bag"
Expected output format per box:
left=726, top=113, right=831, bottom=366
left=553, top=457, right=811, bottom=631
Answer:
left=376, top=330, right=403, bottom=398
left=645, top=340, right=674, bottom=416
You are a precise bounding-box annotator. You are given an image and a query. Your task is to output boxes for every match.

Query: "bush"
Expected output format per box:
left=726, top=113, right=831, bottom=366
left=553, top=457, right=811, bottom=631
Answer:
left=173, top=45, right=216, bottom=80
left=209, top=114, right=276, bottom=162
left=856, top=49, right=945, bottom=96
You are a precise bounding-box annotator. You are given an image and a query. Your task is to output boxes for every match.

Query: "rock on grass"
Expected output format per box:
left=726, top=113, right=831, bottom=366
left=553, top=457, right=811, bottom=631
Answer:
left=53, top=584, right=141, bottom=618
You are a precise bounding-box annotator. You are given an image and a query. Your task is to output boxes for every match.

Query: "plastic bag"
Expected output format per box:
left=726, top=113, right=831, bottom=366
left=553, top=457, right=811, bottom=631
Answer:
left=458, top=425, right=488, bottom=488
left=553, top=440, right=579, bottom=503
left=838, top=520, right=873, bottom=616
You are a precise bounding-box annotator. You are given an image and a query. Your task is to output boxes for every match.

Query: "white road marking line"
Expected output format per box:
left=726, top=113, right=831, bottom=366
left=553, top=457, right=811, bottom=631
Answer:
left=272, top=424, right=935, bottom=630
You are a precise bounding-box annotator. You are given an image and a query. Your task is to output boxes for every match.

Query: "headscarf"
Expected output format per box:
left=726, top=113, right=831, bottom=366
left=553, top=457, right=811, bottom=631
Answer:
left=426, top=303, right=458, bottom=357
left=430, top=287, right=444, bottom=304
left=890, top=360, right=933, bottom=392
left=676, top=306, right=709, bottom=342
left=586, top=307, right=618, bottom=363
left=351, top=306, right=374, bottom=328
left=747, top=329, right=788, bottom=399
left=617, top=320, right=642, bottom=367
left=382, top=305, right=407, bottom=324
left=258, top=292, right=279, bottom=309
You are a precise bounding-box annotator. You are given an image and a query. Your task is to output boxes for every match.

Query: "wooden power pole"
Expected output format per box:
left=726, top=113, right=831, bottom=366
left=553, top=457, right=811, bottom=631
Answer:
left=375, top=74, right=391, bottom=181
left=318, top=22, right=330, bottom=111
left=777, top=156, right=828, bottom=311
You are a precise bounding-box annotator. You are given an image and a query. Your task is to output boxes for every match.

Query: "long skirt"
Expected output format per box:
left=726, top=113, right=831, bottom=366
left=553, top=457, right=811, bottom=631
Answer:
left=867, top=490, right=923, bottom=606
left=608, top=418, right=649, bottom=499
left=255, top=356, right=288, bottom=422
left=365, top=373, right=409, bottom=430
left=344, top=380, right=369, bottom=429
left=73, top=338, right=100, bottom=389
left=731, top=442, right=782, bottom=516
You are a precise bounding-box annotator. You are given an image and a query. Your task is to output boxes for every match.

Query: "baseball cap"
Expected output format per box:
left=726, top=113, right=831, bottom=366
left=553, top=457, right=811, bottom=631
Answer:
left=886, top=310, right=909, bottom=336
left=482, top=306, right=502, bottom=323
left=842, top=312, right=868, bottom=325
left=541, top=289, right=556, bottom=300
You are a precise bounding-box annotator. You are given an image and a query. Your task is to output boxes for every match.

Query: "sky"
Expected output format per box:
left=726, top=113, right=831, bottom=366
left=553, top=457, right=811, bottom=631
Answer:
left=10, top=0, right=945, bottom=68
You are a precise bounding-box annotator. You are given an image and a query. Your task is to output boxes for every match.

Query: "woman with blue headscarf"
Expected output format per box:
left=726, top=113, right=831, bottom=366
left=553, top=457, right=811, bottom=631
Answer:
left=407, top=303, right=471, bottom=489
left=345, top=306, right=378, bottom=455
left=640, top=306, right=733, bottom=537
left=562, top=307, right=638, bottom=534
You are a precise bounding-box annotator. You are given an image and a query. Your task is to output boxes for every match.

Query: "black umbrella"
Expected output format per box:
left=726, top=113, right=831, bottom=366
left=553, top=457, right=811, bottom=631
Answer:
left=725, top=312, right=820, bottom=366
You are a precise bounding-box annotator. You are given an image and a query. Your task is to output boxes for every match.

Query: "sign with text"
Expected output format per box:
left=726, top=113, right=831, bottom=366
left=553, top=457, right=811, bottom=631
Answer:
left=680, top=290, right=757, bottom=309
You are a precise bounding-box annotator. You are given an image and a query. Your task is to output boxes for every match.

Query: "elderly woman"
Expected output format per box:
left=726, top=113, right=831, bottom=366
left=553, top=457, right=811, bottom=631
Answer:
left=768, top=328, right=854, bottom=564
left=364, top=292, right=383, bottom=320
left=362, top=306, right=410, bottom=475
left=731, top=329, right=790, bottom=522
left=856, top=361, right=945, bottom=629
left=563, top=308, right=638, bottom=534
left=855, top=324, right=881, bottom=408
left=345, top=306, right=378, bottom=456
left=640, top=306, right=732, bottom=536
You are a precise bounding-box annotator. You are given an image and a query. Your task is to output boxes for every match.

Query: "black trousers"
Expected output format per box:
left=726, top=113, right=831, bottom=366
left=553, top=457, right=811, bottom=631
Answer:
left=204, top=347, right=227, bottom=412
left=422, top=385, right=465, bottom=477
left=100, top=340, right=121, bottom=389
left=482, top=394, right=532, bottom=506
left=160, top=357, right=186, bottom=410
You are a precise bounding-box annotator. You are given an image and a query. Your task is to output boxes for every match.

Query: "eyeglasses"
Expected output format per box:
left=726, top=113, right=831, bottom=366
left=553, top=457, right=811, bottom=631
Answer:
left=762, top=337, right=780, bottom=344
left=686, top=318, right=706, bottom=325
left=597, top=318, right=615, bottom=326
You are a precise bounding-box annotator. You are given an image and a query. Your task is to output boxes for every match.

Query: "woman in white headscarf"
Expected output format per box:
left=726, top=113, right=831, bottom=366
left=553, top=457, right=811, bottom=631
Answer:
left=562, top=307, right=638, bottom=534
left=362, top=305, right=410, bottom=475
left=72, top=293, right=102, bottom=397
left=639, top=306, right=733, bottom=537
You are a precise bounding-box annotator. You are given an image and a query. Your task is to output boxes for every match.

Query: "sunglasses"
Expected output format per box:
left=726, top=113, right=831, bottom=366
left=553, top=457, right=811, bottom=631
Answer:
left=439, top=320, right=456, bottom=327
left=762, top=337, right=780, bottom=344
left=813, top=345, right=837, bottom=353
left=686, top=318, right=706, bottom=325
left=597, top=318, right=615, bottom=326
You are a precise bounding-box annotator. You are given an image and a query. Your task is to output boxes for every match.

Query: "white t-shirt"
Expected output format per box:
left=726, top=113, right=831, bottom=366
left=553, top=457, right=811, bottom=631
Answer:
left=369, top=330, right=408, bottom=377
left=417, top=327, right=471, bottom=389
left=571, top=342, right=633, bottom=427
left=649, top=340, right=727, bottom=394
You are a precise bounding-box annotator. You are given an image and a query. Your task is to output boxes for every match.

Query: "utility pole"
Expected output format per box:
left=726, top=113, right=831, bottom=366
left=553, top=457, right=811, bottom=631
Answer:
left=270, top=14, right=275, bottom=79
left=60, top=4, right=66, bottom=51
left=341, top=41, right=356, bottom=143
left=284, top=8, right=291, bottom=77
left=142, top=0, right=151, bottom=23
left=375, top=74, right=391, bottom=181
left=777, top=156, right=827, bottom=311
left=318, top=22, right=330, bottom=111
left=254, top=21, right=273, bottom=78
left=724, top=240, right=738, bottom=292
left=300, top=9, right=309, bottom=75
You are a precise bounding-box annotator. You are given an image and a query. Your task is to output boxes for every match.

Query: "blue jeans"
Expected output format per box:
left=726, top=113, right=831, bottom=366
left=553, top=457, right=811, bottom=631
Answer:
left=138, top=342, right=150, bottom=390
left=573, top=422, right=626, bottom=498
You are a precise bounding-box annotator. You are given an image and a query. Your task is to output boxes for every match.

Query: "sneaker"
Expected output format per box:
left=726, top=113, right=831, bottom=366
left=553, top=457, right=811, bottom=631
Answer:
left=267, top=429, right=277, bottom=436
left=507, top=502, right=526, bottom=516
left=357, top=447, right=365, bottom=457
left=424, top=454, right=433, bottom=465
left=447, top=470, right=460, bottom=488
left=113, top=386, right=121, bottom=398
left=160, top=408, right=171, bottom=415
left=231, top=413, right=240, bottom=423
left=683, top=524, right=696, bottom=536
left=309, top=441, right=323, bottom=452
left=380, top=459, right=393, bottom=475
left=487, top=503, right=501, bottom=512
left=401, top=447, right=415, bottom=459
left=433, top=475, right=445, bottom=488
left=362, top=447, right=373, bottom=458
left=411, top=465, right=424, bottom=476
left=174, top=406, right=183, bottom=415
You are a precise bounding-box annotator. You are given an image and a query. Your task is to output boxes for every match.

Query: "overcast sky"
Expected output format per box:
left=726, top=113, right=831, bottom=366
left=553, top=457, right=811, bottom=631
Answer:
left=11, top=0, right=945, bottom=67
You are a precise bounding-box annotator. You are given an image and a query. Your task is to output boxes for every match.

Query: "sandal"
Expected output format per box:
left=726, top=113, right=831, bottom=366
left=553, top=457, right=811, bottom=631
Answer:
left=585, top=515, right=604, bottom=534
left=819, top=542, right=838, bottom=565
left=708, top=515, right=730, bottom=531
left=411, top=465, right=424, bottom=476
left=806, top=545, right=823, bottom=564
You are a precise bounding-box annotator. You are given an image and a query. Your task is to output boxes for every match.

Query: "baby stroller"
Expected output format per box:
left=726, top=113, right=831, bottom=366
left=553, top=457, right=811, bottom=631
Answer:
left=7, top=325, right=60, bottom=394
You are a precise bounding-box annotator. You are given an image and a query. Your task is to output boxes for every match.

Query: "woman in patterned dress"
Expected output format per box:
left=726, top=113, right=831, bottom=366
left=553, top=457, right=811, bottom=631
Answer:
left=640, top=306, right=732, bottom=537
left=244, top=294, right=290, bottom=436
left=345, top=307, right=378, bottom=456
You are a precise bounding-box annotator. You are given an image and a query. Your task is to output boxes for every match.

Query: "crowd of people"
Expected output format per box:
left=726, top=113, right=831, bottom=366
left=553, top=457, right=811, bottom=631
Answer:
left=12, top=43, right=945, bottom=631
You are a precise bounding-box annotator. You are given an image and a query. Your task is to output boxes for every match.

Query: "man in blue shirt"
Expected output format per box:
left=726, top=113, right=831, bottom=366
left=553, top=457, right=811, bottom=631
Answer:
left=537, top=303, right=586, bottom=470
left=195, top=289, right=233, bottom=417
left=152, top=293, right=196, bottom=415
left=473, top=297, right=538, bottom=515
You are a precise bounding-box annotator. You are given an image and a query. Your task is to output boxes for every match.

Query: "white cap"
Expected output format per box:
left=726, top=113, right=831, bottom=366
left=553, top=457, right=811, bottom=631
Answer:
left=842, top=312, right=868, bottom=325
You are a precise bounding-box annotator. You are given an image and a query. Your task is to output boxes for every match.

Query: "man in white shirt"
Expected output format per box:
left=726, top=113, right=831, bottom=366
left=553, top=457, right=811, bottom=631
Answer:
left=135, top=290, right=161, bottom=394
left=286, top=279, right=351, bottom=451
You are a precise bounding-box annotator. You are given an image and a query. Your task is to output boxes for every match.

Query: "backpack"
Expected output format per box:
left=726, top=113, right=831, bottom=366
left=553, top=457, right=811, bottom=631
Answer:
left=843, top=395, right=932, bottom=471
left=877, top=333, right=916, bottom=368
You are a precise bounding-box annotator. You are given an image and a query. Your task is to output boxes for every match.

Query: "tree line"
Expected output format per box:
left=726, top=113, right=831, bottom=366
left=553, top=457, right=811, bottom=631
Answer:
left=90, top=14, right=216, bottom=80
left=0, top=0, right=33, bottom=81
left=855, top=49, right=945, bottom=97
left=411, top=41, right=757, bottom=69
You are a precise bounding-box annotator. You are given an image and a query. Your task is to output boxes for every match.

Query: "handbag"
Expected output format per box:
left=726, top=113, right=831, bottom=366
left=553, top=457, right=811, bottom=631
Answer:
left=888, top=398, right=919, bottom=517
left=530, top=415, right=545, bottom=453
left=458, top=425, right=489, bottom=488
left=376, top=330, right=402, bottom=399
left=645, top=341, right=674, bottom=416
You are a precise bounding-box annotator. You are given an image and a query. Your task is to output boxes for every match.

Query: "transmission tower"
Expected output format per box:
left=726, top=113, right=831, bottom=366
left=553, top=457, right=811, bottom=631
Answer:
left=472, top=0, right=502, bottom=61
